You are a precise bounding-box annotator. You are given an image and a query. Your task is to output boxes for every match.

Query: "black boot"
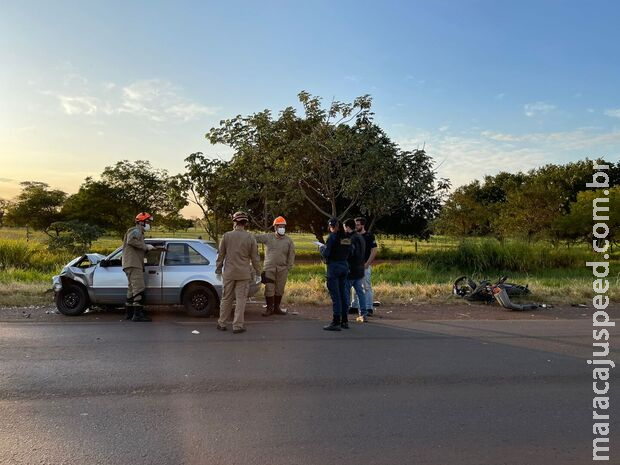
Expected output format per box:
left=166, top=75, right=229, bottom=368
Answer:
left=323, top=315, right=341, bottom=331
left=262, top=296, right=274, bottom=316
left=341, top=315, right=349, bottom=329
left=124, top=299, right=134, bottom=320
left=131, top=305, right=152, bottom=322
left=273, top=295, right=286, bottom=315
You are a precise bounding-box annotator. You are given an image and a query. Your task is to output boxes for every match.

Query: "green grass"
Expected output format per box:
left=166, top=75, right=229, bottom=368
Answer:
left=1, top=227, right=617, bottom=307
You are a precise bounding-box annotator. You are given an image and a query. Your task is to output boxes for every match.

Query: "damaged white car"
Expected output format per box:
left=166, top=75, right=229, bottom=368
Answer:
left=52, top=238, right=259, bottom=317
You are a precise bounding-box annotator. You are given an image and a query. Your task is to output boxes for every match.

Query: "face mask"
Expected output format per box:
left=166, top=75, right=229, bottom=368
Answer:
left=144, top=223, right=151, bottom=232
left=276, top=227, right=285, bottom=236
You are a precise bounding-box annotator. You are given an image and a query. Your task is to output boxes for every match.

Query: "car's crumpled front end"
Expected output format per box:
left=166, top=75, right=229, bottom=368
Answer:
left=52, top=253, right=106, bottom=292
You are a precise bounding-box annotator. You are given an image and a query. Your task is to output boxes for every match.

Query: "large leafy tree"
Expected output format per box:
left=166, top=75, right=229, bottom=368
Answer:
left=555, top=186, right=619, bottom=249
left=206, top=91, right=444, bottom=240
left=63, top=160, right=187, bottom=234
left=4, top=182, right=67, bottom=235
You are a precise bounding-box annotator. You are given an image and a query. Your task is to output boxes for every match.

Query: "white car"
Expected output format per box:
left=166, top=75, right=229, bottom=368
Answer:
left=52, top=238, right=259, bottom=317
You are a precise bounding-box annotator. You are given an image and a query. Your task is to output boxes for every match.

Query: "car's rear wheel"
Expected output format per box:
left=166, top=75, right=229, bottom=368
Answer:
left=183, top=283, right=217, bottom=317
left=55, top=283, right=89, bottom=316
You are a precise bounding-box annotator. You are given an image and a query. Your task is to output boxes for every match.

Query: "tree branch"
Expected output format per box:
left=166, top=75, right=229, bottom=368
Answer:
left=299, top=182, right=332, bottom=218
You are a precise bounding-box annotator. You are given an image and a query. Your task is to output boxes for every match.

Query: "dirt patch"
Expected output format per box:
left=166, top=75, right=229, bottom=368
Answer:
left=1, top=300, right=617, bottom=323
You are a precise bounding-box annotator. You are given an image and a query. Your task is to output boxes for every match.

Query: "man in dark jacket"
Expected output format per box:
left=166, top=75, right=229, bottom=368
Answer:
left=344, top=219, right=367, bottom=322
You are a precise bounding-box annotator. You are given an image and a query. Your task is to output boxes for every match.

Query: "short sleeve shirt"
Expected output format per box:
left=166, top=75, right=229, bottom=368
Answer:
left=362, top=232, right=377, bottom=263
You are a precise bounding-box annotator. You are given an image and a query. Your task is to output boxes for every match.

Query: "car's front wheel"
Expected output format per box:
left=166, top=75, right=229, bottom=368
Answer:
left=55, top=283, right=89, bottom=316
left=183, top=283, right=217, bottom=317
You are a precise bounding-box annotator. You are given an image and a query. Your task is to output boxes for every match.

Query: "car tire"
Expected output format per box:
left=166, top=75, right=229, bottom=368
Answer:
left=183, top=283, right=217, bottom=317
left=55, top=283, right=89, bottom=316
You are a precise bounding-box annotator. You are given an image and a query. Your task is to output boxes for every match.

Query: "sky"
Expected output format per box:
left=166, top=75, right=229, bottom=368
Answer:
left=1, top=0, right=619, bottom=217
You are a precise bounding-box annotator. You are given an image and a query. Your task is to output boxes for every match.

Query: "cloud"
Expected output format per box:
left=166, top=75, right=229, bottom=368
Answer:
left=523, top=101, right=556, bottom=117
left=0, top=178, right=14, bottom=183
left=42, top=78, right=217, bottom=123
left=118, top=79, right=218, bottom=122
left=58, top=95, right=99, bottom=115
left=604, top=108, right=620, bottom=118
left=396, top=126, right=620, bottom=188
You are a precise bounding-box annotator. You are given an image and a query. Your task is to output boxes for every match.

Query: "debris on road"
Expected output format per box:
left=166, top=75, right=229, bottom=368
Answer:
left=191, top=330, right=200, bottom=334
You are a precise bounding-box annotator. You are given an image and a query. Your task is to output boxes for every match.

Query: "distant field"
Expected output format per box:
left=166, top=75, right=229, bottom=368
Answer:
left=0, top=227, right=617, bottom=307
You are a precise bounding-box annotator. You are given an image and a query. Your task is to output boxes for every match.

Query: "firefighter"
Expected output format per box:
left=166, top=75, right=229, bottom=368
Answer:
left=215, top=211, right=262, bottom=334
left=122, top=212, right=156, bottom=322
left=255, top=216, right=296, bottom=316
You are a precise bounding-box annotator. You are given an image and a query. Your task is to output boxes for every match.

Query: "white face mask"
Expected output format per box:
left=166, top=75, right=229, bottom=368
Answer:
left=143, top=223, right=151, bottom=232
left=276, top=227, right=285, bottom=236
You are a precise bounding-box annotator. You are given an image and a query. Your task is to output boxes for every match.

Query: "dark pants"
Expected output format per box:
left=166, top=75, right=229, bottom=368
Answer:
left=326, top=261, right=349, bottom=318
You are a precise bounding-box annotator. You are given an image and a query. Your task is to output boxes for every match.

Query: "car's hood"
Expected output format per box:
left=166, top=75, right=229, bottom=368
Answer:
left=64, top=253, right=107, bottom=269
left=53, top=254, right=107, bottom=290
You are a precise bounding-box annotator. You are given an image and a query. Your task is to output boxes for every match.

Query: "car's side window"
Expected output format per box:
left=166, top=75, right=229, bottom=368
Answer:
left=145, top=250, right=163, bottom=267
left=106, top=250, right=123, bottom=267
left=164, top=244, right=209, bottom=266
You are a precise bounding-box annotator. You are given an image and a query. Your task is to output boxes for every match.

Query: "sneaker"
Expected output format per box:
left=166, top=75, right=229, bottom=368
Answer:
left=363, top=316, right=368, bottom=323
left=216, top=324, right=227, bottom=331
left=341, top=321, right=350, bottom=329
left=232, top=328, right=246, bottom=334
left=366, top=309, right=374, bottom=316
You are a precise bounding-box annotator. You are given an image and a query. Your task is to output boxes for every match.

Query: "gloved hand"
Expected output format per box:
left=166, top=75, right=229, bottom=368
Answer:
left=146, top=244, right=155, bottom=251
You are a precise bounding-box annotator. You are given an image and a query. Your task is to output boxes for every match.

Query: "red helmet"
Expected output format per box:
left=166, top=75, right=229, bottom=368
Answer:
left=273, top=216, right=287, bottom=226
left=135, top=212, right=153, bottom=223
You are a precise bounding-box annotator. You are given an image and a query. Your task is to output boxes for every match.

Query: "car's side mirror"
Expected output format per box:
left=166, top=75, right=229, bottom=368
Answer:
left=99, top=259, right=109, bottom=268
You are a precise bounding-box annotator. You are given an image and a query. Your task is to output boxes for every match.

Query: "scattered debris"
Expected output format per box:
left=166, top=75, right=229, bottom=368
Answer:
left=191, top=330, right=200, bottom=334
left=290, top=311, right=299, bottom=315
left=21, top=311, right=31, bottom=319
left=571, top=303, right=588, bottom=308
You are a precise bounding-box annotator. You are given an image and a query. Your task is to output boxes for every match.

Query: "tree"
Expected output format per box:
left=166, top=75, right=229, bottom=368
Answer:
left=47, top=221, right=104, bottom=254
left=557, top=187, right=619, bottom=249
left=63, top=160, right=188, bottom=234
left=176, top=152, right=229, bottom=242
left=4, top=182, right=67, bottom=235
left=207, top=92, right=444, bottom=240
left=0, top=199, right=8, bottom=227
left=434, top=182, right=491, bottom=237
left=159, top=213, right=194, bottom=234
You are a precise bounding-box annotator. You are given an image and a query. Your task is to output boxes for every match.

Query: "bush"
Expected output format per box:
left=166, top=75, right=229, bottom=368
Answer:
left=0, top=239, right=71, bottom=272
left=425, top=238, right=596, bottom=273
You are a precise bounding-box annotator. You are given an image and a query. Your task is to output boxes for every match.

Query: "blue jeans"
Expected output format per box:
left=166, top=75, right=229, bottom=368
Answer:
left=326, top=261, right=348, bottom=318
left=352, top=266, right=373, bottom=311
left=346, top=278, right=366, bottom=316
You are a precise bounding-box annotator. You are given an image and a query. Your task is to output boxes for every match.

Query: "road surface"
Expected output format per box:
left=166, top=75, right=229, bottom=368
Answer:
left=0, top=316, right=617, bottom=465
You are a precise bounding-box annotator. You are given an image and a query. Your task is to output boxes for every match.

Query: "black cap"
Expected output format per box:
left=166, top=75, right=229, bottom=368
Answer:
left=328, top=217, right=338, bottom=227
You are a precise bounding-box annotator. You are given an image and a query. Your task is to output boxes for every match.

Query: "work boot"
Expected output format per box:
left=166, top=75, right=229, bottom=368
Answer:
left=273, top=295, right=286, bottom=315
left=124, top=300, right=134, bottom=320
left=131, top=306, right=152, bottom=322
left=262, top=296, right=274, bottom=316
left=323, top=315, right=341, bottom=331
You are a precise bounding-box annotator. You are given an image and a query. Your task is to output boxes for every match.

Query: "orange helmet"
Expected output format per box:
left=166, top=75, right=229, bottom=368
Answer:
left=273, top=216, right=287, bottom=226
left=135, top=212, right=153, bottom=223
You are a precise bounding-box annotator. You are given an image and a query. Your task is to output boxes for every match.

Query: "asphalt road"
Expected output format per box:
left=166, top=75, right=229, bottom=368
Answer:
left=0, top=317, right=617, bottom=465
